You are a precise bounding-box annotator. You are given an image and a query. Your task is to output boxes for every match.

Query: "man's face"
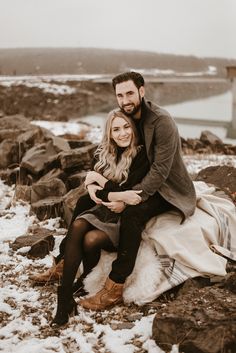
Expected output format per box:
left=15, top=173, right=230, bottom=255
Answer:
left=115, top=80, right=145, bottom=117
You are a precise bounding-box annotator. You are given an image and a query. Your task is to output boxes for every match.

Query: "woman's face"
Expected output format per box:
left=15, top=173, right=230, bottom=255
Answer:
left=111, top=116, right=133, bottom=148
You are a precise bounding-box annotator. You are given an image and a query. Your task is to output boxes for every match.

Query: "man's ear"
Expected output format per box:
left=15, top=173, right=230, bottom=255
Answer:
left=139, top=86, right=145, bottom=98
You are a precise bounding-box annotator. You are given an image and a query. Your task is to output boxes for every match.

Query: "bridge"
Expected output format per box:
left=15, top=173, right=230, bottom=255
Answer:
left=93, top=76, right=227, bottom=84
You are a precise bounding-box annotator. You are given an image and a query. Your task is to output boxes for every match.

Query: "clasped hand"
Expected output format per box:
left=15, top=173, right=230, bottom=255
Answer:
left=121, top=190, right=142, bottom=205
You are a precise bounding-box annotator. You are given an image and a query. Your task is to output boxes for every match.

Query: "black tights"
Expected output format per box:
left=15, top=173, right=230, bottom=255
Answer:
left=62, top=218, right=116, bottom=289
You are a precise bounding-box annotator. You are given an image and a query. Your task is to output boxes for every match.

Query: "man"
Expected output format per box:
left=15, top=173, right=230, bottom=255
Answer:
left=79, top=71, right=196, bottom=310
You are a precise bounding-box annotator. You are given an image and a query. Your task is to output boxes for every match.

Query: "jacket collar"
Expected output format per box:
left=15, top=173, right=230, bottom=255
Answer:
left=141, top=98, right=158, bottom=126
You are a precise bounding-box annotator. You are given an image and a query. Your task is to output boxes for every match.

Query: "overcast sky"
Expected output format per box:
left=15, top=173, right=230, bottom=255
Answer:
left=0, top=0, right=235, bottom=59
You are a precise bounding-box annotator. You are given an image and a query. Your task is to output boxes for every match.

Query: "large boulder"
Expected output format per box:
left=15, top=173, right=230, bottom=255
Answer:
left=195, top=165, right=236, bottom=203
left=58, top=144, right=96, bottom=172
left=30, top=196, right=64, bottom=221
left=0, top=139, right=19, bottom=168
left=20, top=137, right=70, bottom=176
left=31, top=178, right=67, bottom=204
left=152, top=284, right=236, bottom=353
left=10, top=227, right=55, bottom=258
left=200, top=130, right=223, bottom=145
left=66, top=170, right=87, bottom=189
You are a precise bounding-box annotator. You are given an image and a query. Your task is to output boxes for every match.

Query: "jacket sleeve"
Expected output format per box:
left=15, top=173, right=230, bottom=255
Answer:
left=132, top=116, right=179, bottom=201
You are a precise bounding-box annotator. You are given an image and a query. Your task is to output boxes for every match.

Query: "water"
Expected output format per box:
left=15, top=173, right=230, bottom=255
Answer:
left=163, top=91, right=234, bottom=142
left=164, top=91, right=232, bottom=122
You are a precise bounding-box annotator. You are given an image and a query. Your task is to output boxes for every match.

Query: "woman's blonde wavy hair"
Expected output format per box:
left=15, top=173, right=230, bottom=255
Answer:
left=94, top=109, right=139, bottom=185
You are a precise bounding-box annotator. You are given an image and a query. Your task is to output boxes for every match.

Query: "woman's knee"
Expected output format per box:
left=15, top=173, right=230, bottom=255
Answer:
left=70, top=218, right=89, bottom=238
left=83, top=230, right=101, bottom=251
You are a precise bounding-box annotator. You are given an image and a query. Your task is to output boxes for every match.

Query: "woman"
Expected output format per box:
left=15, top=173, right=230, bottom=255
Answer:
left=51, top=109, right=149, bottom=326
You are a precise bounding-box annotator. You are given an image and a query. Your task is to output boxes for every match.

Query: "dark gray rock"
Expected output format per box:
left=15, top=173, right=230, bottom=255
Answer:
left=10, top=227, right=55, bottom=258
left=20, top=136, right=70, bottom=175
left=200, top=130, right=223, bottom=145
left=58, top=144, right=96, bottom=172
left=67, top=171, right=87, bottom=189
left=31, top=178, right=67, bottom=204
left=14, top=184, right=32, bottom=202
left=152, top=286, right=236, bottom=353
left=30, top=196, right=64, bottom=221
left=0, top=139, right=19, bottom=168
left=195, top=165, right=236, bottom=203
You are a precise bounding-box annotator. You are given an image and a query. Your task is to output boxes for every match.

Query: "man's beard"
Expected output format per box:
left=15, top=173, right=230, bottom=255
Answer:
left=120, top=95, right=142, bottom=117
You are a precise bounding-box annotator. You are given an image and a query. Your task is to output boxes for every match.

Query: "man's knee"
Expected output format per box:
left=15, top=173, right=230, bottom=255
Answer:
left=121, top=205, right=142, bottom=221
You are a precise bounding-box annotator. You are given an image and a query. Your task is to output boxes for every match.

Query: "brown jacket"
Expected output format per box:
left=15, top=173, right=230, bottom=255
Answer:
left=133, top=99, right=196, bottom=221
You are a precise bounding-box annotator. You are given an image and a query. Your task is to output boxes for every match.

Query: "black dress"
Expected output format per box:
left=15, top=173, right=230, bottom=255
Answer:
left=77, top=146, right=149, bottom=247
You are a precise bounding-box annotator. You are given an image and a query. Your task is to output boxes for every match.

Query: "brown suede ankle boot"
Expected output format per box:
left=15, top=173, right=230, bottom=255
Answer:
left=79, top=277, right=123, bottom=311
left=30, top=258, right=64, bottom=284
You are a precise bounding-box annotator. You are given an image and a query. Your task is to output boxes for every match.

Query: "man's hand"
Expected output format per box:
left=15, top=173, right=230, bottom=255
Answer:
left=121, top=190, right=142, bottom=205
left=102, top=201, right=126, bottom=213
left=87, top=184, right=102, bottom=204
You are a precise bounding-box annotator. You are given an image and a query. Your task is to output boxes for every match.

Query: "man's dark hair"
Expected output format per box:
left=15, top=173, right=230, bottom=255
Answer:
left=112, top=71, right=145, bottom=90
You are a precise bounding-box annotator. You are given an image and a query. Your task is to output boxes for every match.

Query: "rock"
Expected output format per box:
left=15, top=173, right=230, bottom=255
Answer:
left=59, top=144, right=96, bottom=172
left=110, top=322, right=135, bottom=330
left=30, top=196, right=64, bottom=221
left=200, top=130, right=223, bottom=145
left=66, top=139, right=92, bottom=149
left=10, top=227, right=55, bottom=258
left=126, top=313, right=143, bottom=322
left=0, top=129, right=24, bottom=143
left=152, top=286, right=236, bottom=353
left=0, top=140, right=19, bottom=168
left=62, top=185, right=87, bottom=226
left=0, top=114, right=31, bottom=130
left=37, top=167, right=66, bottom=183
left=31, top=178, right=67, bottom=204
left=195, top=165, right=236, bottom=202
left=221, top=272, right=236, bottom=294
left=49, top=135, right=71, bottom=153
left=14, top=184, right=31, bottom=202
left=176, top=277, right=210, bottom=298
left=67, top=171, right=87, bottom=189
left=20, top=138, right=69, bottom=175
left=181, top=132, right=236, bottom=155
left=17, top=126, right=48, bottom=155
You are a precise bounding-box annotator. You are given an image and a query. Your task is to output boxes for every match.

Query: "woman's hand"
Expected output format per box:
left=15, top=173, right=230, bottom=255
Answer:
left=85, top=171, right=108, bottom=188
left=102, top=201, right=126, bottom=213
left=87, top=184, right=103, bottom=204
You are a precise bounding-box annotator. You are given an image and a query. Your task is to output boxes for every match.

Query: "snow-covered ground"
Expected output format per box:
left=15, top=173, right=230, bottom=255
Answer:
left=0, top=179, right=179, bottom=353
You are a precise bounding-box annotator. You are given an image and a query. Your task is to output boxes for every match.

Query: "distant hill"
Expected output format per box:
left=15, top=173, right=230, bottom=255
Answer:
left=0, top=47, right=235, bottom=76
